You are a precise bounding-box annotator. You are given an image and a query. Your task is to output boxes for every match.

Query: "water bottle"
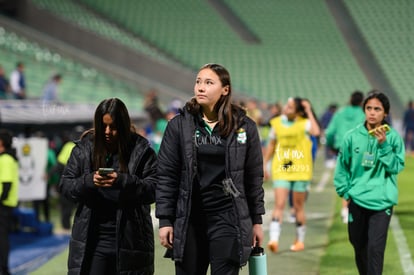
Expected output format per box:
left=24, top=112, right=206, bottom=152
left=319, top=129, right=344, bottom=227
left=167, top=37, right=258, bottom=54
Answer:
left=248, top=245, right=267, bottom=275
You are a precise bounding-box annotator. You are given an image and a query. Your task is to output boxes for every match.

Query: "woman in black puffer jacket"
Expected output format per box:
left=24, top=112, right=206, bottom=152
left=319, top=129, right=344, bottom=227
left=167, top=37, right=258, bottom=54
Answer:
left=156, top=64, right=265, bottom=275
left=59, top=98, right=157, bottom=275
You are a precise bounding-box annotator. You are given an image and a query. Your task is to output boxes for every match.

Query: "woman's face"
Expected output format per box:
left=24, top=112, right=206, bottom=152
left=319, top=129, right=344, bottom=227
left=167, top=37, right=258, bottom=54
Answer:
left=364, top=98, right=386, bottom=127
left=283, top=98, right=297, bottom=119
left=194, top=68, right=228, bottom=112
left=103, top=113, right=117, bottom=144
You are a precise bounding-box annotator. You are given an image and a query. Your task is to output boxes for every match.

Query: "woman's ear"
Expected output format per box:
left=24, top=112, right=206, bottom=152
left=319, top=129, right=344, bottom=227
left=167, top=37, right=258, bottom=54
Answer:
left=222, top=86, right=229, bottom=96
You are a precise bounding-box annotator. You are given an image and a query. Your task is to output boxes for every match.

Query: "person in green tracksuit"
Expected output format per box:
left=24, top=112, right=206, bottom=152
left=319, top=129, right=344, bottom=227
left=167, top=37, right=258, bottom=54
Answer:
left=0, top=129, right=19, bottom=275
left=334, top=91, right=405, bottom=275
left=325, top=90, right=365, bottom=223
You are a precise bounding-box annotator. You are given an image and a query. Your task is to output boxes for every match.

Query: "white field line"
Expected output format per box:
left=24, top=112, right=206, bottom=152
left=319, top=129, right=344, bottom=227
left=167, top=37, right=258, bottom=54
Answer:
left=315, top=169, right=333, bottom=192
left=390, top=214, right=414, bottom=274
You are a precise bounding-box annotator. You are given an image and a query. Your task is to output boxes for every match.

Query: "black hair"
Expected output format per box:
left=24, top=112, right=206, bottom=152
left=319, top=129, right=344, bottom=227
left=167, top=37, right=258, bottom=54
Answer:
left=363, top=90, right=390, bottom=124
left=88, top=98, right=134, bottom=172
left=293, top=97, right=307, bottom=118
left=0, top=129, right=17, bottom=159
left=186, top=63, right=245, bottom=137
left=0, top=129, right=12, bottom=149
left=350, top=91, right=364, bottom=106
left=53, top=74, right=62, bottom=81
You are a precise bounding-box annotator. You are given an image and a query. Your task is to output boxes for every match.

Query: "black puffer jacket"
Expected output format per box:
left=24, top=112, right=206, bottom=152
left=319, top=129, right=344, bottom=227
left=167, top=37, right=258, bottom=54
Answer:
left=156, top=108, right=265, bottom=266
left=59, top=133, right=157, bottom=275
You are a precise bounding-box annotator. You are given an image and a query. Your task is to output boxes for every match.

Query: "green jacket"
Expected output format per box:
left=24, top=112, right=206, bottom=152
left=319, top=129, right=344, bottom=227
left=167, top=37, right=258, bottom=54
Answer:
left=0, top=153, right=19, bottom=207
left=334, top=123, right=405, bottom=210
left=325, top=105, right=365, bottom=150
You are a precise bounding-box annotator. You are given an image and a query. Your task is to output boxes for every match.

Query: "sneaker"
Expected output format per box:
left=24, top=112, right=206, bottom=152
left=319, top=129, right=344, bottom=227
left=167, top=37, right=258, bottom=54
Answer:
left=267, top=240, right=278, bottom=253
left=290, top=241, right=305, bottom=252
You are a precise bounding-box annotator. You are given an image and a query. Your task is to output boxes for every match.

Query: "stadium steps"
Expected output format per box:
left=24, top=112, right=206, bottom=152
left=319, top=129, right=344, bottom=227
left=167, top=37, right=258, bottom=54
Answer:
left=344, top=0, right=414, bottom=107
left=76, top=0, right=370, bottom=114
left=0, top=25, right=144, bottom=111
left=31, top=0, right=182, bottom=69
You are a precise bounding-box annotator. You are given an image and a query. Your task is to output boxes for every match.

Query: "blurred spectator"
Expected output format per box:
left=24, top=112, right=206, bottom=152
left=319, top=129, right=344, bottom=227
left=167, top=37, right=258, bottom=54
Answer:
left=56, top=140, right=75, bottom=234
left=143, top=89, right=164, bottom=129
left=246, top=98, right=263, bottom=125
left=42, top=73, right=62, bottom=103
left=0, top=66, right=10, bottom=99
left=268, top=102, right=282, bottom=121
left=403, top=100, right=414, bottom=154
left=260, top=102, right=282, bottom=148
left=325, top=91, right=365, bottom=155
left=320, top=104, right=338, bottom=130
left=325, top=90, right=365, bottom=223
left=33, top=139, right=59, bottom=222
left=320, top=103, right=338, bottom=165
left=54, top=126, right=84, bottom=234
left=261, top=102, right=282, bottom=127
left=168, top=98, right=183, bottom=114
left=10, top=62, right=26, bottom=100
left=152, top=106, right=179, bottom=153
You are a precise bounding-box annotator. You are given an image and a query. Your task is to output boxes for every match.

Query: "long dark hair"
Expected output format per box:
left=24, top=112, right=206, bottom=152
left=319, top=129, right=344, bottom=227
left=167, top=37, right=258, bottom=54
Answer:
left=186, top=63, right=245, bottom=137
left=86, top=98, right=134, bottom=172
left=293, top=97, right=307, bottom=118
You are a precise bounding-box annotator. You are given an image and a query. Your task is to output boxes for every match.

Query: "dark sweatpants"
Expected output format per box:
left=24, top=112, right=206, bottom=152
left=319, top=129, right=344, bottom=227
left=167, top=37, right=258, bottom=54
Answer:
left=175, top=210, right=240, bottom=275
left=348, top=200, right=392, bottom=275
left=83, top=223, right=116, bottom=275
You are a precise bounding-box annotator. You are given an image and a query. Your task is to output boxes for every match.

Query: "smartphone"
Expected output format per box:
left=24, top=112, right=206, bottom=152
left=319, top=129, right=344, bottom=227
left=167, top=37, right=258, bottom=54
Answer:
left=368, top=124, right=390, bottom=136
left=98, top=168, right=114, bottom=176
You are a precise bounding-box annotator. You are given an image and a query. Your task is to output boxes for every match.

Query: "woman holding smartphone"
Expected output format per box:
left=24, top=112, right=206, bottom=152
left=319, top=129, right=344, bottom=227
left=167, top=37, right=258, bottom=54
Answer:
left=334, top=91, right=405, bottom=274
left=59, top=98, right=157, bottom=275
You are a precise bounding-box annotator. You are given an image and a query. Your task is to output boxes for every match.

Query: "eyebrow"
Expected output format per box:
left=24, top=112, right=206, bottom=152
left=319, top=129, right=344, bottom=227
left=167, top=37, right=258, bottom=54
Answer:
left=197, top=77, right=215, bottom=83
left=366, top=105, right=383, bottom=109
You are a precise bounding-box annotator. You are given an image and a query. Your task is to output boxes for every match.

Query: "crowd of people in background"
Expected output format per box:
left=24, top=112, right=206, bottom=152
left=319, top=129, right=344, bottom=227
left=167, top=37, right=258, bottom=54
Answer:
left=142, top=88, right=413, bottom=158
left=0, top=60, right=413, bottom=274
left=0, top=62, right=27, bottom=100
left=0, top=61, right=63, bottom=102
left=1, top=61, right=412, bottom=161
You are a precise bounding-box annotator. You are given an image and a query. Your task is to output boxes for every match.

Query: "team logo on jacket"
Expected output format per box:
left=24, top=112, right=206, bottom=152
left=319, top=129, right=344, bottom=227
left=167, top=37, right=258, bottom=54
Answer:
left=237, top=128, right=247, bottom=144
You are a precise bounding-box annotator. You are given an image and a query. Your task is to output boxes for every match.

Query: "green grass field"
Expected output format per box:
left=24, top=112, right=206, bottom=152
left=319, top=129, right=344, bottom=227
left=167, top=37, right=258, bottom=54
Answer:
left=320, top=155, right=414, bottom=275
left=30, top=155, right=414, bottom=274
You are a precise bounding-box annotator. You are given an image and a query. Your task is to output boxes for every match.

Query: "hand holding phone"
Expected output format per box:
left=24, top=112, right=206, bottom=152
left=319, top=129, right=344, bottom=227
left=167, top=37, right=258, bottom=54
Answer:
left=368, top=124, right=390, bottom=136
left=98, top=168, right=114, bottom=176
left=95, top=168, right=115, bottom=187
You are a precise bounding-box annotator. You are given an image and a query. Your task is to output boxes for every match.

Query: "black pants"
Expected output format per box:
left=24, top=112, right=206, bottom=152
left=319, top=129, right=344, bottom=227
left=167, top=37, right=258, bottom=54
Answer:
left=0, top=205, right=13, bottom=275
left=348, top=200, right=392, bottom=275
left=33, top=184, right=51, bottom=222
left=176, top=210, right=240, bottom=275
left=83, top=225, right=116, bottom=275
